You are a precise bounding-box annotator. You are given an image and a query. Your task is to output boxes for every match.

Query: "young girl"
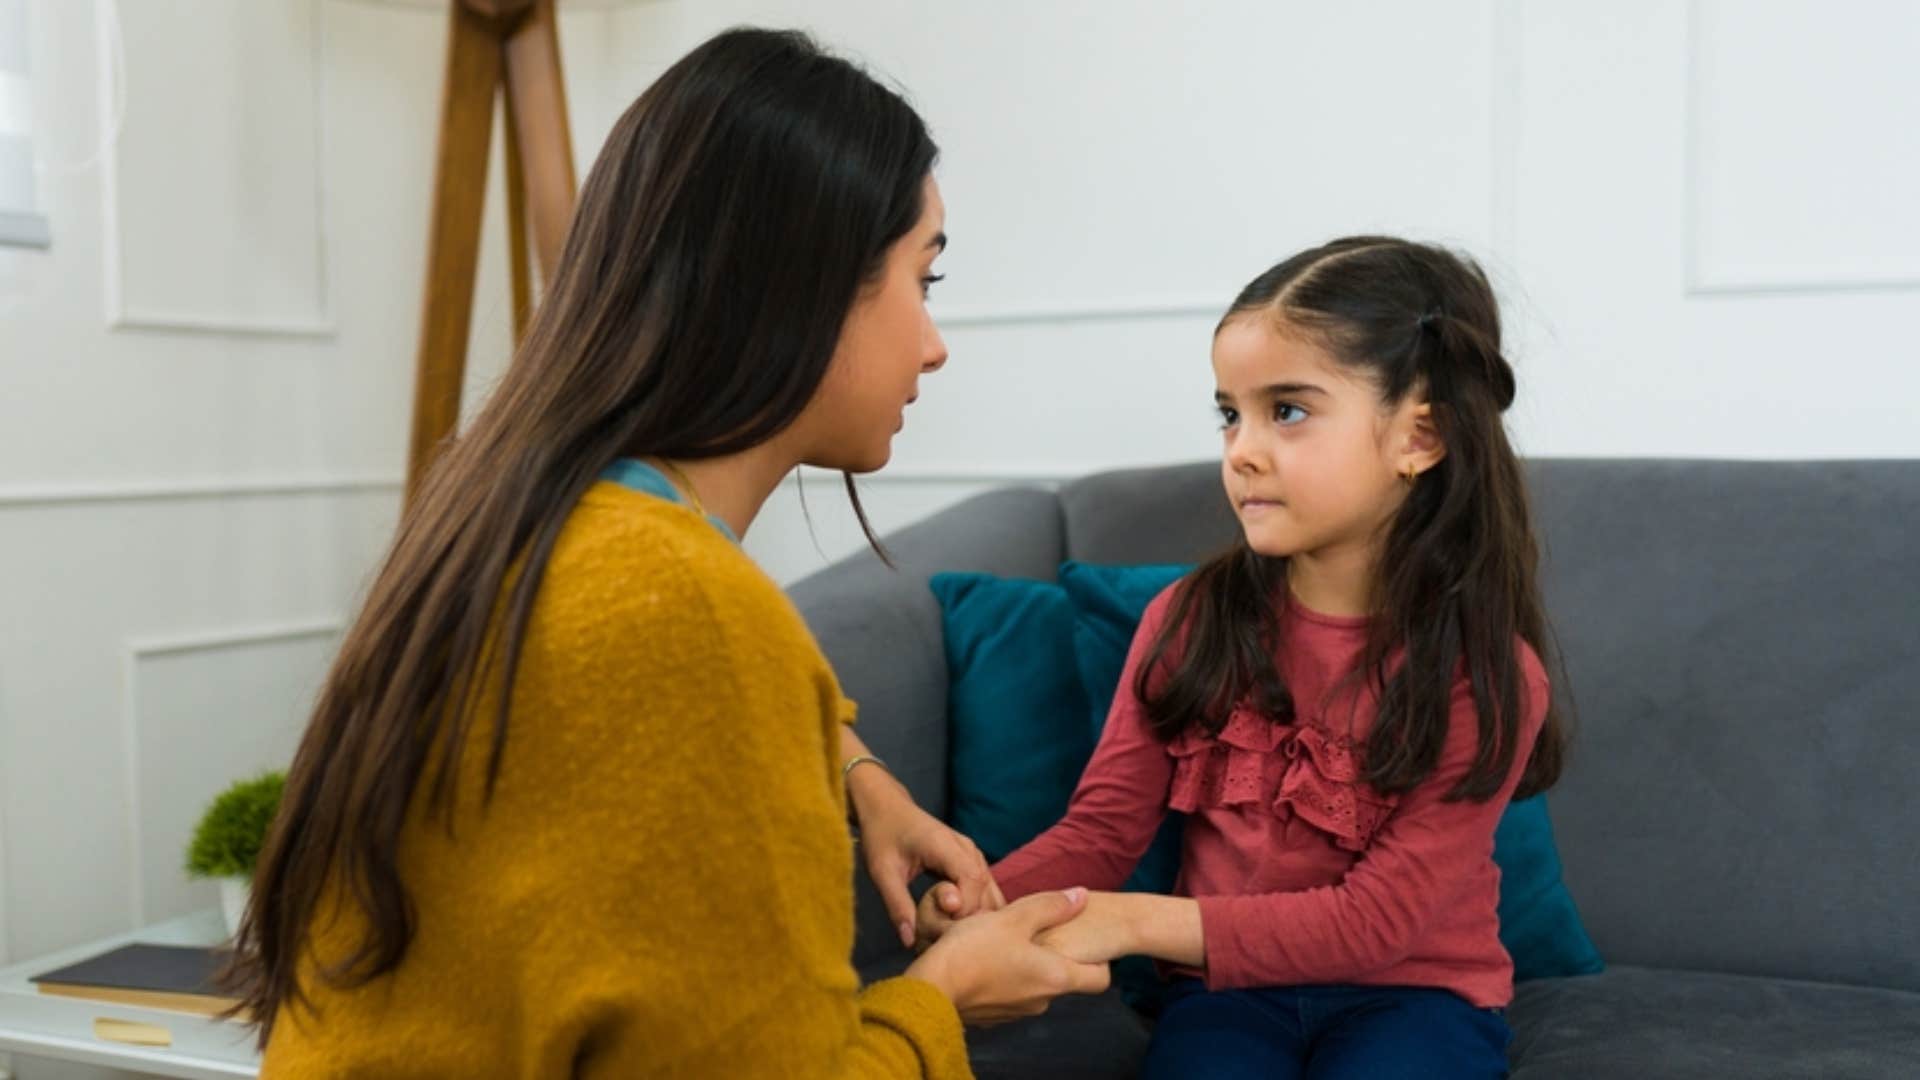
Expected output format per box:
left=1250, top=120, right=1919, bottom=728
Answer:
left=921, top=236, right=1565, bottom=1078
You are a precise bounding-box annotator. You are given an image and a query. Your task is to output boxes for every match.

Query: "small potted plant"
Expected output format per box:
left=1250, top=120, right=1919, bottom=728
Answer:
left=185, top=770, right=286, bottom=937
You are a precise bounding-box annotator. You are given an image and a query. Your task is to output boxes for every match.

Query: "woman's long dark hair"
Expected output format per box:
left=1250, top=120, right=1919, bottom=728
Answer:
left=1139, top=237, right=1565, bottom=803
left=228, top=27, right=938, bottom=1043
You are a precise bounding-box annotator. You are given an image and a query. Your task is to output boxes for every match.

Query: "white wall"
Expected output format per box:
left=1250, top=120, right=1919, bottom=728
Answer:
left=591, top=0, right=1920, bottom=582
left=0, top=0, right=628, bottom=990
left=0, top=0, right=1914, bottom=1051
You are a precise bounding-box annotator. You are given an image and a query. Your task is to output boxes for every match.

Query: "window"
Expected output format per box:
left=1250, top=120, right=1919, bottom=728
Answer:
left=0, top=0, right=49, bottom=248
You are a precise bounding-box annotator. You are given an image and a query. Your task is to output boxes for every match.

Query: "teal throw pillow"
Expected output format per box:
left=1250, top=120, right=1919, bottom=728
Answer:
left=1496, top=795, right=1605, bottom=980
left=927, top=573, right=1092, bottom=863
left=1057, top=561, right=1192, bottom=745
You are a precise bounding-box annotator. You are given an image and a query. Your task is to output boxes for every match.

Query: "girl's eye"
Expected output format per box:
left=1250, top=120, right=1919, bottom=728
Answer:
left=1274, top=402, right=1308, bottom=425
left=1216, top=406, right=1239, bottom=430
left=920, top=273, right=946, bottom=298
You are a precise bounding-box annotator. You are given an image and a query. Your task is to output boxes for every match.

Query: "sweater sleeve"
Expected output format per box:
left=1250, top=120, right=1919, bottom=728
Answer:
left=1196, top=647, right=1550, bottom=991
left=992, top=589, right=1179, bottom=900
left=523, top=527, right=970, bottom=1080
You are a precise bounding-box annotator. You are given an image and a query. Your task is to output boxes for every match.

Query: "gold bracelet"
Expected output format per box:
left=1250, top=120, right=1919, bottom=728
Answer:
left=841, top=754, right=888, bottom=785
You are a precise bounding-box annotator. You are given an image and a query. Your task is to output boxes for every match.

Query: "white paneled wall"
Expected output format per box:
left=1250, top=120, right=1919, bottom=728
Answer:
left=0, top=2, right=1914, bottom=1035
left=0, top=0, right=618, bottom=986
left=106, top=1, right=331, bottom=335
left=591, top=0, right=1920, bottom=581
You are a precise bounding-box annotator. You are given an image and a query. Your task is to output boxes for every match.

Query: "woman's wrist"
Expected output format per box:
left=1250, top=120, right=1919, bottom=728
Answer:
left=904, top=941, right=958, bottom=1002
left=839, top=727, right=905, bottom=822
left=845, top=755, right=911, bottom=823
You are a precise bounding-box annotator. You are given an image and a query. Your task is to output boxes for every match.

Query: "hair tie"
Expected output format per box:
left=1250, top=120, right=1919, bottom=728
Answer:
left=1417, top=309, right=1442, bottom=332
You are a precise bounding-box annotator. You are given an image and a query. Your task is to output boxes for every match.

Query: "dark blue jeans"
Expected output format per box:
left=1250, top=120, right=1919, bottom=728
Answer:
left=1140, top=979, right=1512, bottom=1080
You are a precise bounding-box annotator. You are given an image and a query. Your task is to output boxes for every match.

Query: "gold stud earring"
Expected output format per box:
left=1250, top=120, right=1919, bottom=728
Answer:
left=1403, top=463, right=1418, bottom=486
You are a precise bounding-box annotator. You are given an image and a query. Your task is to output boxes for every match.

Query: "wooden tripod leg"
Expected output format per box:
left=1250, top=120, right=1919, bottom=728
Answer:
left=503, top=89, right=532, bottom=343
left=405, top=3, right=503, bottom=503
left=502, top=0, right=577, bottom=282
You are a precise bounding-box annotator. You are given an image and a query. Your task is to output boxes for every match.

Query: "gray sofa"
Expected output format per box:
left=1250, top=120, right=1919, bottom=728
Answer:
left=789, top=459, right=1920, bottom=1079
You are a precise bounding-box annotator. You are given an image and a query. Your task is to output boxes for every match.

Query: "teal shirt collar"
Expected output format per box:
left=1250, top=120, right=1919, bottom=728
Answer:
left=599, top=458, right=739, bottom=544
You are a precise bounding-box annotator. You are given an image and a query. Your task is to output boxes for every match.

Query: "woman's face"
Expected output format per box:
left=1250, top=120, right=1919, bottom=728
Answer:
left=799, top=175, right=949, bottom=473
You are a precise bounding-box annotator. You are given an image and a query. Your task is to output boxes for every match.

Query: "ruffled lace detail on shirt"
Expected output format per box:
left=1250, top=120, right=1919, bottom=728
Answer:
left=1166, top=705, right=1398, bottom=852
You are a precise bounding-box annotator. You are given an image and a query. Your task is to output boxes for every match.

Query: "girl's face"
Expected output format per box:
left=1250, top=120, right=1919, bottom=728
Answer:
left=1211, top=316, right=1440, bottom=565
left=799, top=175, right=949, bottom=473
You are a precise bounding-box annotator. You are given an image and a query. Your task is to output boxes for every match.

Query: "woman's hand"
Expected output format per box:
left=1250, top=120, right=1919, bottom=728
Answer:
left=848, top=760, right=1004, bottom=948
left=907, top=888, right=1112, bottom=1026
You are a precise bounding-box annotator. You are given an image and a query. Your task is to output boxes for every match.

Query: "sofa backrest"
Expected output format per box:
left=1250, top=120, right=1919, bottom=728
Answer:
left=1056, top=459, right=1920, bottom=991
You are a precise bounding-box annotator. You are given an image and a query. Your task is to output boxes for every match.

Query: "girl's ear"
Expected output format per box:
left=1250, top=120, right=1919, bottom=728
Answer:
left=1401, top=401, right=1447, bottom=476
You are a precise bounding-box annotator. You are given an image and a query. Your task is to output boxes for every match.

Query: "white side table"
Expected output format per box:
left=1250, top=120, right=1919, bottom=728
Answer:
left=0, top=910, right=258, bottom=1079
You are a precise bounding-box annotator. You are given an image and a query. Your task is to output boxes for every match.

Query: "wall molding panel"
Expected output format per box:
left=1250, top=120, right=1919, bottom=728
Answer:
left=930, top=296, right=1224, bottom=330
left=121, top=620, right=341, bottom=926
left=1682, top=0, right=1920, bottom=296
left=1487, top=0, right=1524, bottom=268
left=0, top=475, right=402, bottom=511
left=99, top=0, right=336, bottom=337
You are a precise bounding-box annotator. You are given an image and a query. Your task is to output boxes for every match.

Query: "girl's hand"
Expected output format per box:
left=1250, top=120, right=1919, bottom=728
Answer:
left=851, top=768, right=1005, bottom=947
left=907, top=888, right=1112, bottom=1026
left=1034, top=891, right=1140, bottom=965
left=913, top=881, right=962, bottom=951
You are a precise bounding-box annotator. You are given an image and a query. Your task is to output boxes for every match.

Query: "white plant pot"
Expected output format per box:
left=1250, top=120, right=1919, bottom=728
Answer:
left=218, top=876, right=251, bottom=938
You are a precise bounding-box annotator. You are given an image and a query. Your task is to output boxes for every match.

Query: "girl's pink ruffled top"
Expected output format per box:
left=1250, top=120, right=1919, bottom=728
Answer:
left=991, top=587, right=1548, bottom=1008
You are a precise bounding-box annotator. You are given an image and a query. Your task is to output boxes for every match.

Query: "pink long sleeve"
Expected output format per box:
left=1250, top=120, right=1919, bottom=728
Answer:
left=991, top=591, right=1182, bottom=900
left=989, top=581, right=1548, bottom=1009
left=1196, top=654, right=1549, bottom=1002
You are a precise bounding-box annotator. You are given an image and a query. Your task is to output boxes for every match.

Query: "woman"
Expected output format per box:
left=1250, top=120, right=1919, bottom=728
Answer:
left=234, top=27, right=1107, bottom=1078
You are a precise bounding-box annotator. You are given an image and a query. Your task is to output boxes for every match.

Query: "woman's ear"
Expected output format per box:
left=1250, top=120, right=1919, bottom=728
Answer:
left=1401, top=401, right=1447, bottom=476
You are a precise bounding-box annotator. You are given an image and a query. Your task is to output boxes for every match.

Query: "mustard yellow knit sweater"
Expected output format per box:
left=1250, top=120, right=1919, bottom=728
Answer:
left=262, top=481, right=971, bottom=1078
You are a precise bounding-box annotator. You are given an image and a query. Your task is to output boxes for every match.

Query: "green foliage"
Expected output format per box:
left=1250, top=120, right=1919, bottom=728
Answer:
left=184, top=771, right=286, bottom=879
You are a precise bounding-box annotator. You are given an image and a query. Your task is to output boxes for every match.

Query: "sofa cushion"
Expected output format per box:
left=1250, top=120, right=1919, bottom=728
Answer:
left=1524, top=459, right=1920, bottom=991
left=1495, top=795, right=1604, bottom=982
left=1056, top=561, right=1189, bottom=746
left=966, top=989, right=1152, bottom=1080
left=1509, top=965, right=1920, bottom=1079
left=929, top=571, right=1091, bottom=863
left=860, top=951, right=1150, bottom=1079
left=1059, top=463, right=1239, bottom=566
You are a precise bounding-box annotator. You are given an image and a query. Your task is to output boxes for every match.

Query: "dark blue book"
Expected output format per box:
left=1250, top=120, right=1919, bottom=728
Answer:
left=31, top=944, right=241, bottom=1017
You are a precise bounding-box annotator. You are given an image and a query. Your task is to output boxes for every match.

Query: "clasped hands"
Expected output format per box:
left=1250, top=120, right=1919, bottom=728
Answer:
left=915, top=876, right=1140, bottom=967
left=847, top=760, right=1126, bottom=1024
left=844, top=757, right=1134, bottom=966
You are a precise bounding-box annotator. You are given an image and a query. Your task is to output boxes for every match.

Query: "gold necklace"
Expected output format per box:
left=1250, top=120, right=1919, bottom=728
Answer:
left=653, top=458, right=706, bottom=516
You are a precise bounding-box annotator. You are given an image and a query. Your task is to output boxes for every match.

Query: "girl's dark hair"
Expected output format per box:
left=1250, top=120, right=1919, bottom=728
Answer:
left=227, top=27, right=938, bottom=1043
left=1138, top=236, right=1565, bottom=803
